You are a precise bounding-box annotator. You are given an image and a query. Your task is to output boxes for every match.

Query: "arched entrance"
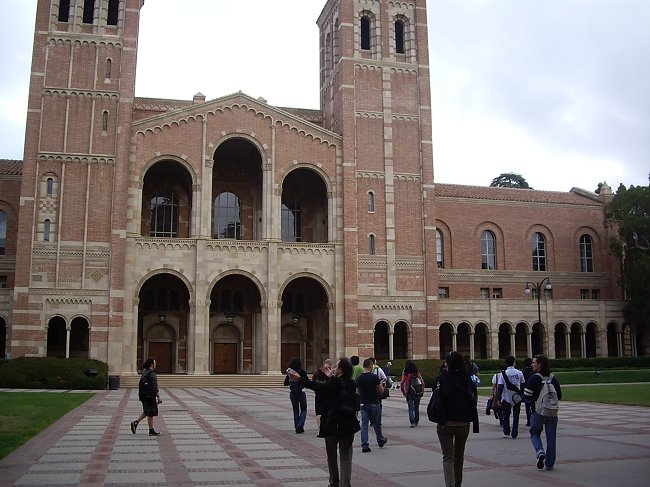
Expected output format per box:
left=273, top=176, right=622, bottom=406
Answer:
left=531, top=322, right=545, bottom=356
left=281, top=325, right=303, bottom=372
left=281, top=168, right=329, bottom=243
left=475, top=322, right=489, bottom=359
left=515, top=322, right=528, bottom=358
left=439, top=322, right=453, bottom=359
left=457, top=322, right=471, bottom=357
left=555, top=323, right=568, bottom=358
left=281, top=276, right=330, bottom=372
left=570, top=322, right=583, bottom=358
left=373, top=321, right=389, bottom=360
left=69, top=317, right=89, bottom=358
left=394, top=321, right=409, bottom=359
left=498, top=323, right=512, bottom=358
left=586, top=322, right=598, bottom=357
left=138, top=273, right=191, bottom=373
left=607, top=322, right=619, bottom=357
left=46, top=316, right=67, bottom=357
left=210, top=273, right=262, bottom=374
left=0, top=317, right=6, bottom=359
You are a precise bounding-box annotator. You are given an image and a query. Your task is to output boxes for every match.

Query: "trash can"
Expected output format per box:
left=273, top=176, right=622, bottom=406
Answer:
left=108, top=375, right=120, bottom=390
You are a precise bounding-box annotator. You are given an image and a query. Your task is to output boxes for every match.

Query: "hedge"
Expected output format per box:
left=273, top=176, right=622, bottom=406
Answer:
left=0, top=357, right=108, bottom=390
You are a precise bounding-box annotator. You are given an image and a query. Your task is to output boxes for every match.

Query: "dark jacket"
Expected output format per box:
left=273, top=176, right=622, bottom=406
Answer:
left=300, top=375, right=360, bottom=438
left=524, top=373, right=562, bottom=412
left=311, top=368, right=331, bottom=416
left=437, top=370, right=479, bottom=432
left=284, top=368, right=308, bottom=395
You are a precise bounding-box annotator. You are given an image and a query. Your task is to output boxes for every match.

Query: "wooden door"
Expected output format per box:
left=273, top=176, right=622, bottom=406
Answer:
left=214, top=343, right=238, bottom=373
left=281, top=343, right=301, bottom=371
left=148, top=342, right=173, bottom=373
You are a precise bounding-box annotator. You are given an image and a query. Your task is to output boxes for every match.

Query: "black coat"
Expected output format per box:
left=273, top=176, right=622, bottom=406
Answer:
left=300, top=375, right=360, bottom=438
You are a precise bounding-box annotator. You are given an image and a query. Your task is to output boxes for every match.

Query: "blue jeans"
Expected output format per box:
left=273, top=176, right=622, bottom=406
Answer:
left=360, top=403, right=385, bottom=448
left=290, top=391, right=307, bottom=430
left=530, top=411, right=558, bottom=469
left=501, top=400, right=521, bottom=438
left=406, top=394, right=421, bottom=425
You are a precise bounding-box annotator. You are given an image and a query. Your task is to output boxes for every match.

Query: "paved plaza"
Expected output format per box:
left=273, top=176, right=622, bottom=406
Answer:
left=1, top=387, right=649, bottom=486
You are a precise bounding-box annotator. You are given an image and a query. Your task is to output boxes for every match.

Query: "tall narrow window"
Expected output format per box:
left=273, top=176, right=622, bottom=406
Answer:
left=395, top=19, right=405, bottom=54
left=367, top=191, right=375, bottom=213
left=44, top=219, right=51, bottom=242
left=214, top=192, right=241, bottom=239
left=102, top=111, right=109, bottom=131
left=368, top=234, right=376, bottom=255
left=150, top=189, right=178, bottom=238
left=532, top=232, right=546, bottom=271
left=83, top=0, right=95, bottom=24
left=106, top=58, right=112, bottom=79
left=46, top=177, right=54, bottom=196
left=107, top=0, right=119, bottom=26
left=281, top=200, right=302, bottom=242
left=480, top=230, right=496, bottom=270
left=361, top=15, right=371, bottom=50
left=58, top=0, right=70, bottom=22
left=580, top=234, right=594, bottom=272
left=0, top=210, right=6, bottom=255
left=436, top=229, right=444, bottom=268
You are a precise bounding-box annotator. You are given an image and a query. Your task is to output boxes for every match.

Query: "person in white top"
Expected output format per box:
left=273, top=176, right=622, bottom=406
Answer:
left=495, top=356, right=526, bottom=439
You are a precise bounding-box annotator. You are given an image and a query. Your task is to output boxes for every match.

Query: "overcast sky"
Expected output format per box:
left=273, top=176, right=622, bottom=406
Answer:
left=2, top=0, right=648, bottom=192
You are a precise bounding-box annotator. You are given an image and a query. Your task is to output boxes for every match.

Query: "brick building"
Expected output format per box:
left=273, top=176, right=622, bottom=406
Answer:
left=0, top=0, right=637, bottom=380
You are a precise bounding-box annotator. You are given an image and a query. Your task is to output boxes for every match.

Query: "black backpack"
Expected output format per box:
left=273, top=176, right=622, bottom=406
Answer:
left=139, top=373, right=156, bottom=400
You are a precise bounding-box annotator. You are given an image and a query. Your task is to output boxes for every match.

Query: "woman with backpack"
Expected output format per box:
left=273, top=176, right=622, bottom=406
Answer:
left=400, top=360, right=425, bottom=427
left=523, top=355, right=562, bottom=471
left=435, top=351, right=479, bottom=487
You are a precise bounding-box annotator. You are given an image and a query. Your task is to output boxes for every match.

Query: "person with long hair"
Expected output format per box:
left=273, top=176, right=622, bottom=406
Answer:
left=400, top=359, right=425, bottom=427
left=435, top=351, right=479, bottom=487
left=289, top=358, right=360, bottom=487
left=524, top=355, right=562, bottom=470
left=283, top=357, right=308, bottom=433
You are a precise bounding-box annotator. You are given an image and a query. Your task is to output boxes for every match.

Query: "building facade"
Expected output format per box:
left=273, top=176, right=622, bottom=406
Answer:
left=0, top=0, right=637, bottom=379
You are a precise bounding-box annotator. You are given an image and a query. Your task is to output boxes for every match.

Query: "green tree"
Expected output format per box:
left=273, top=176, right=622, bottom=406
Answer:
left=604, top=183, right=650, bottom=347
left=490, top=172, right=532, bottom=189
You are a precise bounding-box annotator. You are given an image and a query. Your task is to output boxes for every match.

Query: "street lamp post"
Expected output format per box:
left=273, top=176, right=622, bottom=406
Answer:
left=524, top=277, right=552, bottom=326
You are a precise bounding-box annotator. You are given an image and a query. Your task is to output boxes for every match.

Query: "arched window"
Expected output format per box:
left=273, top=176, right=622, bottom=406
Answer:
left=46, top=177, right=54, bottom=196
left=83, top=0, right=95, bottom=24
left=102, top=111, right=109, bottom=131
left=481, top=230, right=496, bottom=270
left=368, top=234, right=376, bottom=255
left=214, top=192, right=241, bottom=239
left=580, top=234, right=594, bottom=272
left=0, top=210, right=6, bottom=255
left=395, top=19, right=405, bottom=54
left=106, top=58, right=112, bottom=79
left=361, top=15, right=371, bottom=50
left=58, top=0, right=70, bottom=22
left=282, top=200, right=302, bottom=242
left=436, top=228, right=444, bottom=268
left=532, top=232, right=546, bottom=271
left=107, top=0, right=119, bottom=26
left=44, top=219, right=51, bottom=242
left=367, top=191, right=375, bottom=213
left=150, top=189, right=178, bottom=238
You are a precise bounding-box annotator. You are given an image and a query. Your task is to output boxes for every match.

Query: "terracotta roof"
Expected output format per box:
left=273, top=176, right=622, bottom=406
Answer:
left=0, top=159, right=23, bottom=175
left=276, top=106, right=323, bottom=123
left=133, top=97, right=195, bottom=111
left=434, top=183, right=603, bottom=206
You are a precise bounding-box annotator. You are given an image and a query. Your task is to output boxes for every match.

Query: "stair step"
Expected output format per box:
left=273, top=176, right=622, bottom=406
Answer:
left=117, top=374, right=286, bottom=388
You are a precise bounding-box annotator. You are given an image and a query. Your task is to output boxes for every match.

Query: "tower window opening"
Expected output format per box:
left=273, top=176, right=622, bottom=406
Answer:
left=58, top=0, right=70, bottom=22
left=83, top=0, right=95, bottom=24
left=107, top=0, right=119, bottom=26
left=361, top=15, right=371, bottom=50
left=395, top=19, right=405, bottom=54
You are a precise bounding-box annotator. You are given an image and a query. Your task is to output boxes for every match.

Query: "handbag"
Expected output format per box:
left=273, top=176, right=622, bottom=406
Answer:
left=485, top=395, right=494, bottom=415
left=375, top=368, right=390, bottom=400
left=427, top=384, right=444, bottom=423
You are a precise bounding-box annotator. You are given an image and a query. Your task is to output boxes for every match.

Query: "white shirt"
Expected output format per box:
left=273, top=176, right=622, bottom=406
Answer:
left=497, top=366, right=525, bottom=403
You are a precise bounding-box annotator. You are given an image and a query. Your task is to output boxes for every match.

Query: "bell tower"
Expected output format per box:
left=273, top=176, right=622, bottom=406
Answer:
left=12, top=0, right=144, bottom=369
left=317, top=0, right=439, bottom=359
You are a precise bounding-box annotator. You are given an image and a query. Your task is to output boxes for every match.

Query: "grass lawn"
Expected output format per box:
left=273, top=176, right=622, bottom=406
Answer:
left=0, top=392, right=93, bottom=460
left=561, top=384, right=650, bottom=407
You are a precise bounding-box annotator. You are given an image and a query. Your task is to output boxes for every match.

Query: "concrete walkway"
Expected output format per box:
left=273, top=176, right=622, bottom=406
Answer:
left=1, top=387, right=649, bottom=486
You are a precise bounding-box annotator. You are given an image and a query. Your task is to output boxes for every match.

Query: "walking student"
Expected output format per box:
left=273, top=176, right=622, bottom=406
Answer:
left=522, top=357, right=534, bottom=426
left=288, top=358, right=360, bottom=487
left=312, top=358, right=333, bottom=428
left=495, top=356, right=525, bottom=439
left=130, top=357, right=162, bottom=436
left=356, top=358, right=388, bottom=452
left=524, top=355, right=562, bottom=470
left=435, top=351, right=479, bottom=487
left=401, top=359, right=425, bottom=427
left=284, top=357, right=308, bottom=433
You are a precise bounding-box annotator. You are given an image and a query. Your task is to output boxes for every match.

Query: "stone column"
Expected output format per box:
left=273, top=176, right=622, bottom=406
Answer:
left=510, top=332, right=516, bottom=357
left=192, top=300, right=211, bottom=374
left=469, top=332, right=475, bottom=360
left=65, top=325, right=71, bottom=358
left=565, top=331, right=571, bottom=358
left=580, top=331, right=586, bottom=358
left=526, top=331, right=532, bottom=358
left=388, top=329, right=394, bottom=361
